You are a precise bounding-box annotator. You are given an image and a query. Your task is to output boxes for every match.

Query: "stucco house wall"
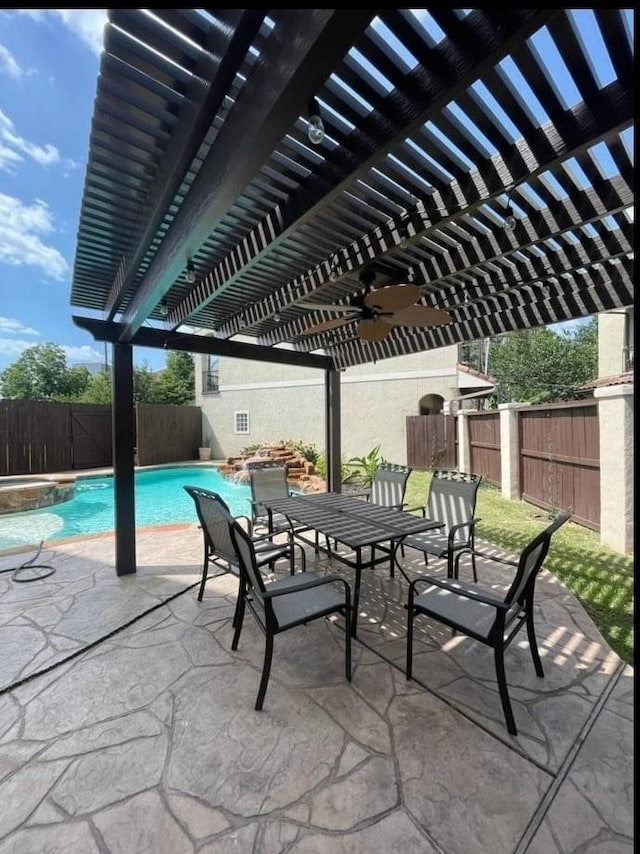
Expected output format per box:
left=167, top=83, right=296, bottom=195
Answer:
left=196, top=344, right=490, bottom=464
left=598, top=308, right=633, bottom=377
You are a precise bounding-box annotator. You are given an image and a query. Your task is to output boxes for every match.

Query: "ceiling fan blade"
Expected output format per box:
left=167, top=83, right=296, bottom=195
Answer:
left=364, top=283, right=420, bottom=312
left=296, top=300, right=361, bottom=315
left=385, top=305, right=453, bottom=327
left=358, top=317, right=390, bottom=342
left=300, top=315, right=355, bottom=336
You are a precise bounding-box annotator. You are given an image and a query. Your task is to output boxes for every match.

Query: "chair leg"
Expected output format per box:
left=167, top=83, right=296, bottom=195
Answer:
left=231, top=577, right=243, bottom=628
left=255, top=633, right=274, bottom=711
left=447, top=551, right=454, bottom=579
left=231, top=595, right=245, bottom=650
left=494, top=646, right=517, bottom=735
left=471, top=550, right=478, bottom=583
left=526, top=609, right=545, bottom=678
left=406, top=609, right=414, bottom=680
left=197, top=556, right=209, bottom=602
left=344, top=598, right=352, bottom=682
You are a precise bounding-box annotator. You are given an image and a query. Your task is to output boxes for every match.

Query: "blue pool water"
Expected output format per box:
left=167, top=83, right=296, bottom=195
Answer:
left=0, top=466, right=252, bottom=551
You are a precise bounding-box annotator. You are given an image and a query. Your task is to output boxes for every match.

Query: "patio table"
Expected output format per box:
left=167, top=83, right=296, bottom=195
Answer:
left=263, top=492, right=442, bottom=637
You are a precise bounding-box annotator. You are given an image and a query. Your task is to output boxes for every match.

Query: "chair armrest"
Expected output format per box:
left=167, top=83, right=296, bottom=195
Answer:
left=235, top=514, right=254, bottom=535
left=447, top=518, right=481, bottom=548
left=404, top=505, right=425, bottom=515
left=408, top=574, right=508, bottom=609
left=263, top=574, right=350, bottom=598
left=251, top=531, right=285, bottom=545
left=348, top=490, right=370, bottom=501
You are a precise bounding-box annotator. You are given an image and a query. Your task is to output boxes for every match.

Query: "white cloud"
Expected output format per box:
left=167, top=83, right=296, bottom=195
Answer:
left=0, top=339, right=102, bottom=364
left=0, top=42, right=22, bottom=78
left=56, top=10, right=107, bottom=57
left=0, top=193, right=69, bottom=280
left=0, top=317, right=39, bottom=336
left=63, top=344, right=104, bottom=363
left=0, top=109, right=59, bottom=172
left=13, top=9, right=107, bottom=57
left=0, top=337, right=38, bottom=357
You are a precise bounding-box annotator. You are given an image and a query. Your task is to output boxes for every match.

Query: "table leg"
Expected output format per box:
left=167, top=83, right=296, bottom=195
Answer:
left=351, top=547, right=362, bottom=638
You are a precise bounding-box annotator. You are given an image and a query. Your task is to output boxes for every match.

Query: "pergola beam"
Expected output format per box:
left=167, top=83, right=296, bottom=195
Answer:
left=72, top=317, right=334, bottom=371
left=117, top=9, right=376, bottom=342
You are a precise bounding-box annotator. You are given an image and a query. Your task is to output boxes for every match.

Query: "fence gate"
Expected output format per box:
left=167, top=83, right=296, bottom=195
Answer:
left=70, top=404, right=112, bottom=469
left=406, top=414, right=456, bottom=470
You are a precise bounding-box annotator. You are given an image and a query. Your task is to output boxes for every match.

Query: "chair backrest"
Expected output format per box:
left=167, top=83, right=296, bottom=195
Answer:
left=425, top=469, right=482, bottom=542
left=228, top=518, right=267, bottom=608
left=249, top=465, right=289, bottom=518
left=504, top=511, right=571, bottom=609
left=184, top=485, right=238, bottom=568
left=370, top=463, right=412, bottom=508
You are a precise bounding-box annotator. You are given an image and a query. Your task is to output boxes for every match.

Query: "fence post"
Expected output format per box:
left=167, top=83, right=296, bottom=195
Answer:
left=593, top=384, right=634, bottom=555
left=499, top=403, right=520, bottom=501
left=456, top=409, right=471, bottom=472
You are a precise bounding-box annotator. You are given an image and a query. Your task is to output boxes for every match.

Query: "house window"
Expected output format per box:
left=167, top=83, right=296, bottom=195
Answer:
left=234, top=410, right=249, bottom=434
left=202, top=355, right=219, bottom=394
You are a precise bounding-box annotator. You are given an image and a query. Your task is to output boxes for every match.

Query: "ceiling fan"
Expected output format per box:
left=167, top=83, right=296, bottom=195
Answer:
left=297, top=272, right=453, bottom=343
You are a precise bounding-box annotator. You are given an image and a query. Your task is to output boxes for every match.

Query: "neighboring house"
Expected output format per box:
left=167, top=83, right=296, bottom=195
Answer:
left=195, top=342, right=494, bottom=464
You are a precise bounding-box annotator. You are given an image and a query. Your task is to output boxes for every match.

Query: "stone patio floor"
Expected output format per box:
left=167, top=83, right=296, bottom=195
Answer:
left=0, top=524, right=633, bottom=853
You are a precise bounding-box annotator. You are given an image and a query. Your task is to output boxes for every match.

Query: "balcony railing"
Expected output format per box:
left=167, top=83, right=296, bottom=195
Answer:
left=202, top=371, right=219, bottom=394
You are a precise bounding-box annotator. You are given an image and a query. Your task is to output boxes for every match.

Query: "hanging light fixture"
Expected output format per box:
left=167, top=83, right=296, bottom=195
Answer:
left=160, top=299, right=169, bottom=317
left=503, top=191, right=517, bottom=231
left=307, top=98, right=325, bottom=145
left=399, top=217, right=410, bottom=248
left=185, top=260, right=196, bottom=284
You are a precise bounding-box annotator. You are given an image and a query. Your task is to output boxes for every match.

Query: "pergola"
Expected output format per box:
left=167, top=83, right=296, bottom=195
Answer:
left=70, top=9, right=634, bottom=575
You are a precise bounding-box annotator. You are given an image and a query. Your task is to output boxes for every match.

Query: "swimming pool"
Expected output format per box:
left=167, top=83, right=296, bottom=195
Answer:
left=0, top=466, right=252, bottom=551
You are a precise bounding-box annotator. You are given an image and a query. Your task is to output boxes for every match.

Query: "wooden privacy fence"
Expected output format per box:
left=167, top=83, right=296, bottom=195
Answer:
left=136, top=404, right=201, bottom=466
left=519, top=401, right=599, bottom=530
left=468, top=411, right=501, bottom=485
left=406, top=414, right=456, bottom=470
left=0, top=400, right=202, bottom=476
left=0, top=401, right=111, bottom=474
left=466, top=400, right=600, bottom=530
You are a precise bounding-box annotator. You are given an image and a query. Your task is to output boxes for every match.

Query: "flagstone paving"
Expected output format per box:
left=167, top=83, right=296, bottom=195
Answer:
left=0, top=526, right=633, bottom=853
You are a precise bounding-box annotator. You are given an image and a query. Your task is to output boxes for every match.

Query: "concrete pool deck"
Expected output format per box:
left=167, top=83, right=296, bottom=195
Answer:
left=0, top=525, right=633, bottom=853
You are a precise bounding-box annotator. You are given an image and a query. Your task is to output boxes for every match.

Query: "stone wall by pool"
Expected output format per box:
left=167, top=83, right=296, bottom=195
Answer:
left=0, top=478, right=76, bottom=515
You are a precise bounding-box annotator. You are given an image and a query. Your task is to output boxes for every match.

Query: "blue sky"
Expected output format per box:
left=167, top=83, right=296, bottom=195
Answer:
left=1, top=11, right=620, bottom=379
left=0, top=9, right=165, bottom=372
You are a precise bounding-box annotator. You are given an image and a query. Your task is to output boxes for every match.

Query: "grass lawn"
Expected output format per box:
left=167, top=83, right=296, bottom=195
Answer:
left=404, top=470, right=634, bottom=666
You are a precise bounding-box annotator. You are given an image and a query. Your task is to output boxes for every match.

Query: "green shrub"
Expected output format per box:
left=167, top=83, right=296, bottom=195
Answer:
left=345, top=445, right=385, bottom=488
left=283, top=438, right=321, bottom=465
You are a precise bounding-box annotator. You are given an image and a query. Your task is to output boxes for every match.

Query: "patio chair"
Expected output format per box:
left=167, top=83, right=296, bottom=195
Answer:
left=329, top=462, right=412, bottom=560
left=406, top=510, right=571, bottom=736
left=402, top=469, right=482, bottom=580
left=229, top=520, right=352, bottom=710
left=356, top=462, right=412, bottom=509
left=248, top=464, right=296, bottom=533
left=184, top=485, right=305, bottom=604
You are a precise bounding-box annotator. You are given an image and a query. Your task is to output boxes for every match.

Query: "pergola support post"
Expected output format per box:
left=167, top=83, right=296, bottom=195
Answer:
left=112, top=342, right=137, bottom=575
left=325, top=369, right=341, bottom=493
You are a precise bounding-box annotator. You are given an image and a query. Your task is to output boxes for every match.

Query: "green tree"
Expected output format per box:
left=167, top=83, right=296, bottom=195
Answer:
left=487, top=319, right=597, bottom=403
left=152, top=351, right=195, bottom=405
left=62, top=366, right=91, bottom=400
left=0, top=343, right=90, bottom=400
left=80, top=371, right=112, bottom=404
left=133, top=362, right=157, bottom=403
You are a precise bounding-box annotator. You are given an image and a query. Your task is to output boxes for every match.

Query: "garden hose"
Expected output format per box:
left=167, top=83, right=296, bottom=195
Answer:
left=0, top=541, right=56, bottom=582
